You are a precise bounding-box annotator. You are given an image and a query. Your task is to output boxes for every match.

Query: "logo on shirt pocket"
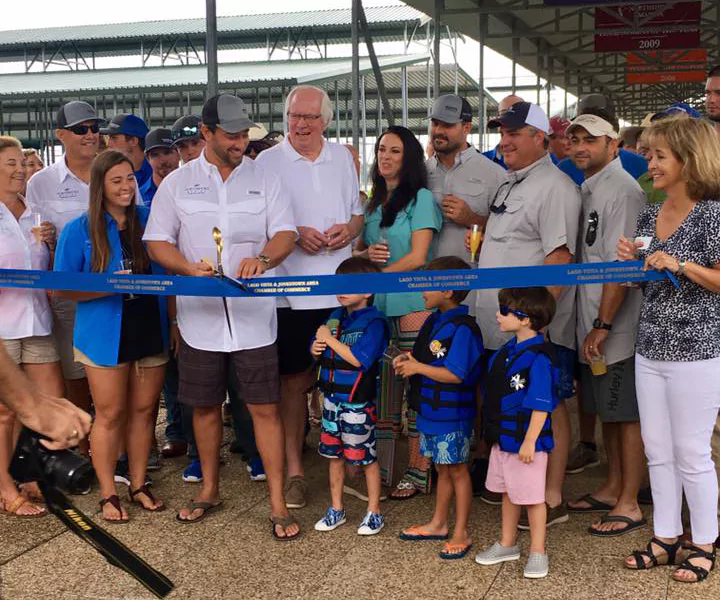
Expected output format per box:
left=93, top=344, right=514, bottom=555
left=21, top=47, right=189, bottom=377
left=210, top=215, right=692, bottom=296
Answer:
left=184, top=183, right=210, bottom=196
left=57, top=187, right=80, bottom=200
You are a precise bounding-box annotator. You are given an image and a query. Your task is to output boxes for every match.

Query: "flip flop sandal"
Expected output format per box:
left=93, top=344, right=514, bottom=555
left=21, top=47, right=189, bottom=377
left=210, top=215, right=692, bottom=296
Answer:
left=625, top=537, right=681, bottom=570
left=1, top=495, right=47, bottom=518
left=672, top=544, right=717, bottom=583
left=389, top=479, right=419, bottom=501
left=399, top=525, right=449, bottom=541
left=271, top=515, right=301, bottom=542
left=589, top=515, right=647, bottom=537
left=439, top=541, right=473, bottom=560
left=19, top=483, right=45, bottom=505
left=567, top=494, right=615, bottom=513
left=129, top=485, right=167, bottom=513
left=99, top=495, right=129, bottom=524
left=176, top=500, right=224, bottom=524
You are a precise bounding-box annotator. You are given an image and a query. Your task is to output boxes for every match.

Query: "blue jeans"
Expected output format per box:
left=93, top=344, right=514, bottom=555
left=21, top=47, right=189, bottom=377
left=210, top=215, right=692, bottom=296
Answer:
left=227, top=376, right=260, bottom=463
left=164, top=354, right=197, bottom=459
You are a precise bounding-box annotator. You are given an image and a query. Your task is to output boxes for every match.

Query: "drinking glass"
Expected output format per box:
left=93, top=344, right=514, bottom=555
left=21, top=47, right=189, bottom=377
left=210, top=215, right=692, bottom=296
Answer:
left=469, top=224, right=482, bottom=263
left=323, top=217, right=337, bottom=255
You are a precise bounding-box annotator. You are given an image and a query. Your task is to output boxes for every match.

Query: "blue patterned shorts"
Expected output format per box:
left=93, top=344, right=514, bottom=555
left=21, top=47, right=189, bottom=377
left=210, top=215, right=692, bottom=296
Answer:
left=318, top=396, right=377, bottom=466
left=419, top=429, right=471, bottom=465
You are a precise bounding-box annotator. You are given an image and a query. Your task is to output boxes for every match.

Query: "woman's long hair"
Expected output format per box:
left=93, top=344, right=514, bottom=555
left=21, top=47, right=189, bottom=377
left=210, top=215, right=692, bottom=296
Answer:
left=367, top=126, right=428, bottom=228
left=88, top=150, right=149, bottom=274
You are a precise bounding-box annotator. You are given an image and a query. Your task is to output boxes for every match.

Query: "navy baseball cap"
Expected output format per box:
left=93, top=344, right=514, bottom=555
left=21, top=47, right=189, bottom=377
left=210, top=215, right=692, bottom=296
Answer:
left=144, top=128, right=175, bottom=154
left=487, top=102, right=551, bottom=133
left=202, top=94, right=254, bottom=134
left=171, top=115, right=202, bottom=144
left=56, top=101, right=104, bottom=128
left=100, top=113, right=150, bottom=139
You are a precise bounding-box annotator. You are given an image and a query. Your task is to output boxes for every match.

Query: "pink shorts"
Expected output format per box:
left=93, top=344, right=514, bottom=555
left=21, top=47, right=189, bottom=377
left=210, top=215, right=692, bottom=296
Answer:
left=485, top=444, right=548, bottom=506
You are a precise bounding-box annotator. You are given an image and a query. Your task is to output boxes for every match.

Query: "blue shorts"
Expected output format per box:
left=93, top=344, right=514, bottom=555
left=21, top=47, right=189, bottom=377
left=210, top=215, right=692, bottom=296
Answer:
left=318, top=396, right=377, bottom=466
left=420, top=429, right=471, bottom=465
left=552, top=343, right=577, bottom=400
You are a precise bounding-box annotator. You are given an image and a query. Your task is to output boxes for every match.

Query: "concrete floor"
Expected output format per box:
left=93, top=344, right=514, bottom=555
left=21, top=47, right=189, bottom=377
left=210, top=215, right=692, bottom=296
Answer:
left=2, top=411, right=719, bottom=600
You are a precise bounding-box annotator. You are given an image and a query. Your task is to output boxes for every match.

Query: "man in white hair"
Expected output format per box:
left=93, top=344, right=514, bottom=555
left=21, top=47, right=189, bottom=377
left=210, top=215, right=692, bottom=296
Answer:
left=256, top=85, right=365, bottom=510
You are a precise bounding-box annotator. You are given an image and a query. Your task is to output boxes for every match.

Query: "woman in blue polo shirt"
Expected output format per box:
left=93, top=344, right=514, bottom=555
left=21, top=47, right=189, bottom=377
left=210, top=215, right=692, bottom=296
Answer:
left=55, top=150, right=169, bottom=522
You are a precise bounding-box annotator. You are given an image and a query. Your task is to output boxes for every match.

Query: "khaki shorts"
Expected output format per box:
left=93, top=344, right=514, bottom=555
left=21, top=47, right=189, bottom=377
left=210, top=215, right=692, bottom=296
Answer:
left=50, top=295, right=86, bottom=380
left=73, top=347, right=169, bottom=370
left=2, top=335, right=60, bottom=365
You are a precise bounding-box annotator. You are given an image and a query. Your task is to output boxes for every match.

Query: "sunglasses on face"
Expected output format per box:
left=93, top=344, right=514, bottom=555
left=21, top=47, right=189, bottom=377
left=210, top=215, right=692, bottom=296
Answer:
left=499, top=304, right=529, bottom=319
left=65, top=123, right=100, bottom=135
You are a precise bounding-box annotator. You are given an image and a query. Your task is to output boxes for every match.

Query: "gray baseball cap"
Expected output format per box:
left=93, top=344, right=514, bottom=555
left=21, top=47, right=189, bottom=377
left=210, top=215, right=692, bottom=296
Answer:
left=144, top=127, right=175, bottom=154
left=430, top=94, right=473, bottom=124
left=202, top=94, right=254, bottom=134
left=56, top=101, right=104, bottom=128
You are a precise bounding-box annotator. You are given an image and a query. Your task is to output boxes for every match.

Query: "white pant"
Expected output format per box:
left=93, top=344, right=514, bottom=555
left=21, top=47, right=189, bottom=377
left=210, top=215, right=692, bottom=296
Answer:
left=636, top=353, right=720, bottom=544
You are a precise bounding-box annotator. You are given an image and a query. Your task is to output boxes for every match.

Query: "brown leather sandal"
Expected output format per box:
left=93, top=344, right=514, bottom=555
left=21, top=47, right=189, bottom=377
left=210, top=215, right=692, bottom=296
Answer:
left=99, top=495, right=129, bottom=523
left=129, top=485, right=166, bottom=512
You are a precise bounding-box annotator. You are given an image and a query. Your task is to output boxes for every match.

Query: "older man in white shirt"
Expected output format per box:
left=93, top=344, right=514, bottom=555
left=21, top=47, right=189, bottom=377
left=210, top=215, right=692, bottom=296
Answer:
left=144, top=94, right=299, bottom=539
left=256, top=85, right=364, bottom=509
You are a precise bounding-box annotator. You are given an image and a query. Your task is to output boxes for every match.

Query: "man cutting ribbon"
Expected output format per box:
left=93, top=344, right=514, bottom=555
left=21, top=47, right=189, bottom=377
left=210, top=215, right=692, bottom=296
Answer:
left=142, top=93, right=300, bottom=538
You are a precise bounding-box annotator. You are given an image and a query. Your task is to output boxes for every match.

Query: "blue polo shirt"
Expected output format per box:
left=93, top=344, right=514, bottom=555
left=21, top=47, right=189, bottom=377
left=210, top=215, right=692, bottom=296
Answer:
left=558, top=148, right=647, bottom=185
left=139, top=176, right=158, bottom=206
left=483, top=147, right=507, bottom=170
left=135, top=158, right=153, bottom=190
left=486, top=334, right=557, bottom=452
left=54, top=206, right=168, bottom=366
left=416, top=305, right=484, bottom=435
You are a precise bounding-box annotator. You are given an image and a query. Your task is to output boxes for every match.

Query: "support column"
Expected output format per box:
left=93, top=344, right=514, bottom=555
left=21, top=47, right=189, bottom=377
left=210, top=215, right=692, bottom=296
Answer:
left=350, top=0, right=360, bottom=149
left=478, top=12, right=487, bottom=151
left=401, top=65, right=409, bottom=127
left=433, top=0, right=442, bottom=97
left=205, top=0, right=218, bottom=99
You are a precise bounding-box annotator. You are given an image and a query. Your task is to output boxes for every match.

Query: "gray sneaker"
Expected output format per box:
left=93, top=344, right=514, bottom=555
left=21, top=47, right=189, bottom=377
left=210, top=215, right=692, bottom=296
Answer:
left=523, top=552, right=549, bottom=579
left=474, top=541, right=521, bottom=565
left=285, top=475, right=308, bottom=509
left=566, top=442, right=600, bottom=474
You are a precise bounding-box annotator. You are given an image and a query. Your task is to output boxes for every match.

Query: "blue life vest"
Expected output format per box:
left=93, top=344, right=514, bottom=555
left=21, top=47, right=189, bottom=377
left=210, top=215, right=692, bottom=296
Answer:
left=317, top=307, right=388, bottom=404
left=408, top=313, right=482, bottom=422
left=483, top=340, right=560, bottom=453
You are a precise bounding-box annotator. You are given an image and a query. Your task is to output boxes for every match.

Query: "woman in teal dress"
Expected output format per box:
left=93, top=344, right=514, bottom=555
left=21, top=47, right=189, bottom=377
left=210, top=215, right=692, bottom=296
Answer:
left=355, top=126, right=443, bottom=499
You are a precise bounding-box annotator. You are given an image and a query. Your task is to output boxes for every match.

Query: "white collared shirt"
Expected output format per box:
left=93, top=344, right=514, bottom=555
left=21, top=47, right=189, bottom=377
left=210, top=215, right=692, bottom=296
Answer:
left=0, top=199, right=53, bottom=339
left=25, top=157, right=89, bottom=236
left=25, top=156, right=144, bottom=236
left=256, top=139, right=362, bottom=310
left=143, top=152, right=297, bottom=353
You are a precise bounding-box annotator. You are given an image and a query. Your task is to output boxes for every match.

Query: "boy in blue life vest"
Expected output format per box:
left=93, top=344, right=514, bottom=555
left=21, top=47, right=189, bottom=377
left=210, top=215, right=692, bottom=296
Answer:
left=395, top=256, right=484, bottom=560
left=311, top=257, right=390, bottom=536
left=475, top=287, right=559, bottom=580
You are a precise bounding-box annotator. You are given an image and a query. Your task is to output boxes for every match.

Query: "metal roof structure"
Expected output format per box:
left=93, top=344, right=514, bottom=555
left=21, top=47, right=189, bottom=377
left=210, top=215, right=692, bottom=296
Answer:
left=0, top=53, right=495, bottom=157
left=403, top=0, right=717, bottom=124
left=0, top=5, right=441, bottom=69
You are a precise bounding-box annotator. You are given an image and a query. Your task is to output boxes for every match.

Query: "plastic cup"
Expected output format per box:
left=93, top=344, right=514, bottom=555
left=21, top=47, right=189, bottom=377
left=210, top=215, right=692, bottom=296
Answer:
left=323, top=217, right=336, bottom=255
left=590, top=354, right=608, bottom=376
left=31, top=213, right=42, bottom=243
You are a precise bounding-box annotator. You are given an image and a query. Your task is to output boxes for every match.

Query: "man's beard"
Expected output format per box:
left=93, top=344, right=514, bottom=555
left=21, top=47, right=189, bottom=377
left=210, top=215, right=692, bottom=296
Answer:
left=433, top=137, right=461, bottom=155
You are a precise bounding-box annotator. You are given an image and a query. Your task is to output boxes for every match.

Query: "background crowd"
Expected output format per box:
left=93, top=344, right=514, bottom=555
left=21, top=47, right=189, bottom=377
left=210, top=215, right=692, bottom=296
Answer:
left=2, top=66, right=720, bottom=582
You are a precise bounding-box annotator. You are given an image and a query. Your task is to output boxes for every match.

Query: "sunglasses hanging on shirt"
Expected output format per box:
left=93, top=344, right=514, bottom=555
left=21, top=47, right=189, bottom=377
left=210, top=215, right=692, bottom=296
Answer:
left=488, top=175, right=527, bottom=214
left=585, top=210, right=599, bottom=247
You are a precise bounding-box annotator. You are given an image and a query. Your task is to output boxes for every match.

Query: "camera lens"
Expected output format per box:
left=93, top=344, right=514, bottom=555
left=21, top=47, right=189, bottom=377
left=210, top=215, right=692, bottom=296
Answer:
left=43, top=452, right=94, bottom=495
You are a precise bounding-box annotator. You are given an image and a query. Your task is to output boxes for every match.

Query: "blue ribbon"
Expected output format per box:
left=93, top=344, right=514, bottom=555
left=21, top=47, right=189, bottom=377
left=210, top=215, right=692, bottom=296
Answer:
left=0, top=261, right=672, bottom=297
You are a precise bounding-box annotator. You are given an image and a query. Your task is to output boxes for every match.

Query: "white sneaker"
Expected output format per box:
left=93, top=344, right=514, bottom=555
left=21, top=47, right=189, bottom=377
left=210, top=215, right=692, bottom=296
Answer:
left=357, top=511, right=384, bottom=536
left=314, top=507, right=347, bottom=532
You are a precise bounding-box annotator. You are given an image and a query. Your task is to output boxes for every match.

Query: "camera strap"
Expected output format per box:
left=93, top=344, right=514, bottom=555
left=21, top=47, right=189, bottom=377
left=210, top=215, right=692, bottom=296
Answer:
left=25, top=435, right=174, bottom=598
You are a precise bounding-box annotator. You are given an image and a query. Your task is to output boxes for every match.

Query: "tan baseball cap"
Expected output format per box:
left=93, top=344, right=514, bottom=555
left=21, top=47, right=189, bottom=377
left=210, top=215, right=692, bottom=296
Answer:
left=567, top=113, right=618, bottom=139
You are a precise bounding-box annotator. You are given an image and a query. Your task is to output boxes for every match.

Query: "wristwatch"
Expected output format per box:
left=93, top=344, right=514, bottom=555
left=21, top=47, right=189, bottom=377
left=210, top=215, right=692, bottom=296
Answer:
left=678, top=260, right=687, bottom=275
left=257, top=253, right=272, bottom=267
left=592, top=319, right=612, bottom=331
